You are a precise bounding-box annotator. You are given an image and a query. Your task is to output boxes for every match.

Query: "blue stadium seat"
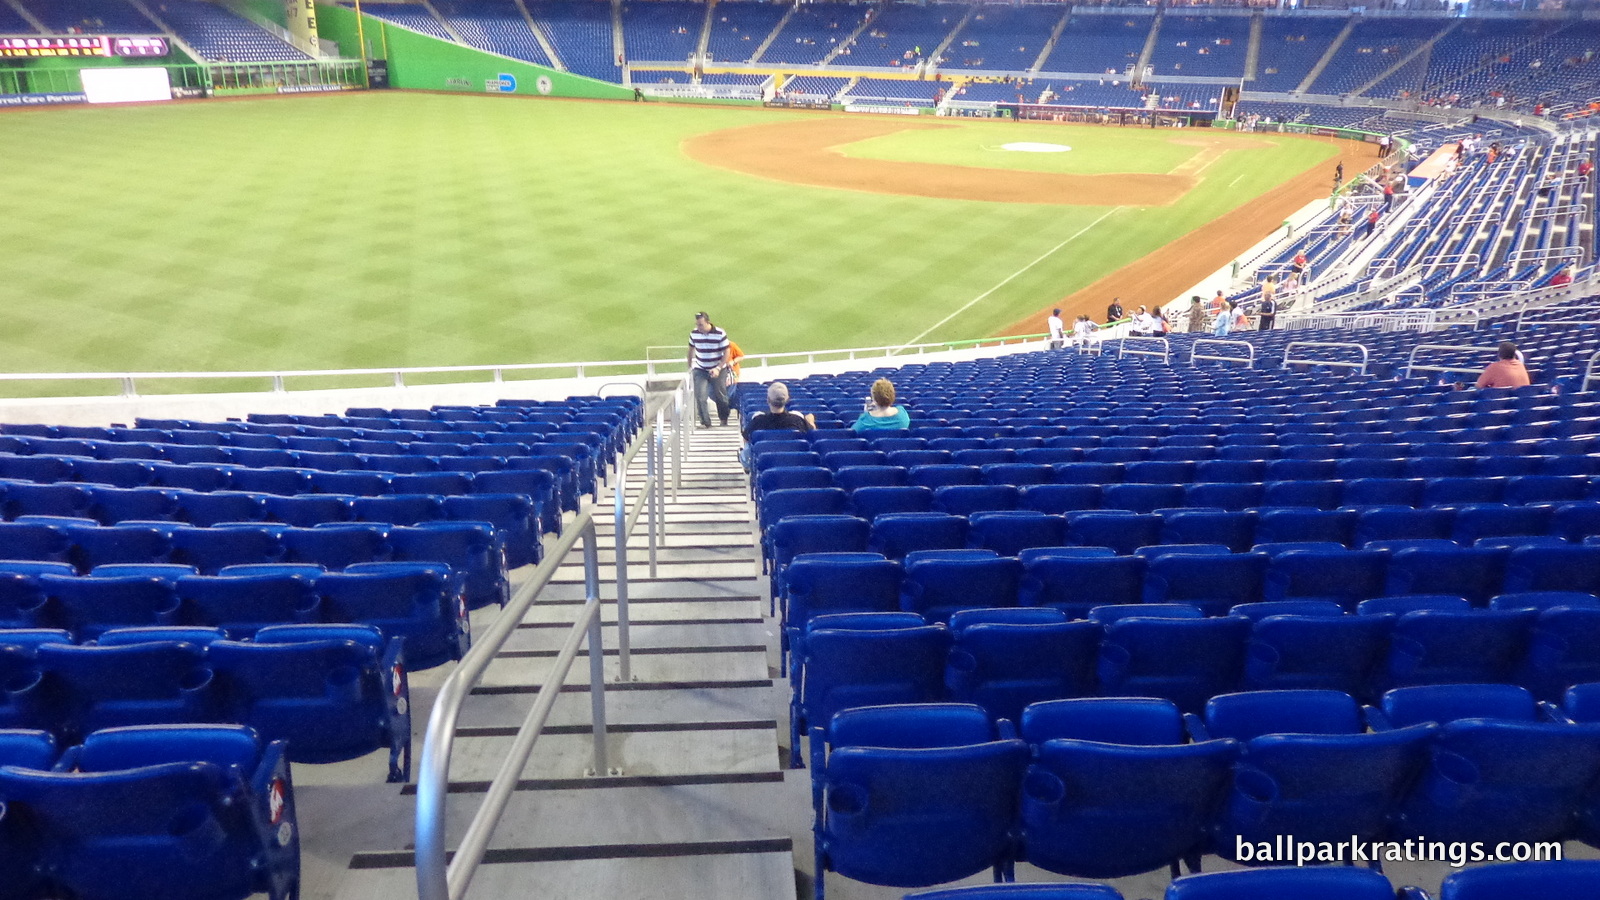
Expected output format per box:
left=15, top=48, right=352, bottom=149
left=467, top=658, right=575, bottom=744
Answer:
left=1141, top=551, right=1269, bottom=616
left=1019, top=697, right=1186, bottom=746
left=945, top=609, right=1099, bottom=723
left=1436, top=861, right=1600, bottom=900
left=1384, top=545, right=1508, bottom=606
left=1253, top=509, right=1355, bottom=546
left=1376, top=608, right=1536, bottom=691
left=1165, top=867, right=1402, bottom=900
left=211, top=623, right=410, bottom=781
left=1354, top=507, right=1455, bottom=545
left=869, top=512, right=969, bottom=560
left=317, top=562, right=467, bottom=669
left=3, top=482, right=94, bottom=520
left=905, top=885, right=1124, bottom=900
left=1503, top=544, right=1600, bottom=593
left=1193, top=689, right=1364, bottom=742
left=87, top=485, right=182, bottom=525
left=1067, top=512, right=1162, bottom=555
left=909, top=465, right=984, bottom=489
left=38, top=573, right=181, bottom=639
left=900, top=550, right=1021, bottom=622
left=264, top=494, right=357, bottom=528
left=932, top=484, right=1020, bottom=517
left=1244, top=613, right=1390, bottom=697
left=1017, top=551, right=1143, bottom=617
left=849, top=485, right=934, bottom=521
left=0, top=723, right=299, bottom=900
left=36, top=640, right=220, bottom=740
left=1019, top=484, right=1101, bottom=515
left=967, top=511, right=1066, bottom=556
left=389, top=522, right=507, bottom=610
left=64, top=523, right=172, bottom=572
left=1021, top=732, right=1239, bottom=878
left=175, top=572, right=320, bottom=637
left=1516, top=606, right=1600, bottom=700
left=169, top=525, right=284, bottom=575
left=810, top=703, right=1028, bottom=898
left=1263, top=548, right=1387, bottom=609
left=1161, top=509, right=1256, bottom=552
left=1100, top=483, right=1184, bottom=514
left=757, top=466, right=833, bottom=497
left=177, top=491, right=269, bottom=527
left=1097, top=616, right=1252, bottom=713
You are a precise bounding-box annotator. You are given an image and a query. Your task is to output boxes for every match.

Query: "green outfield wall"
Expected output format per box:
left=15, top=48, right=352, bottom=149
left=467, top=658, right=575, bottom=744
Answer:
left=315, top=3, right=632, bottom=101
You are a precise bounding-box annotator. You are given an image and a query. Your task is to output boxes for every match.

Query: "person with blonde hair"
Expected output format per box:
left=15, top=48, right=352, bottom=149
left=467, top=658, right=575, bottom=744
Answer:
left=852, top=378, right=910, bottom=432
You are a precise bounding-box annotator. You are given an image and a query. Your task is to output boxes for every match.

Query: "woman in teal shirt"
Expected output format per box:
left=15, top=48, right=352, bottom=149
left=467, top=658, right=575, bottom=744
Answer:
left=852, top=378, right=910, bottom=432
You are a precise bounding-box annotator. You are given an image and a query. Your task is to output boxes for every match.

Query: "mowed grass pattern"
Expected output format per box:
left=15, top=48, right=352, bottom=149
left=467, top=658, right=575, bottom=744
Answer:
left=0, top=92, right=1332, bottom=379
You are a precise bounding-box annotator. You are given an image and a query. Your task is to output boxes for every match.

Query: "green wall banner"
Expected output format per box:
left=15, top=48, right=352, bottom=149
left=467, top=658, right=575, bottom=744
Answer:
left=315, top=3, right=631, bottom=101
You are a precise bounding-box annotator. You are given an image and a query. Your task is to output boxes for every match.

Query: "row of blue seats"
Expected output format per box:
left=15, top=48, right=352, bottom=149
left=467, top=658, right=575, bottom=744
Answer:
left=788, top=601, right=1600, bottom=747
left=0, top=519, right=507, bottom=609
left=0, top=480, right=548, bottom=567
left=810, top=697, right=1600, bottom=897
left=0, top=622, right=408, bottom=779
left=0, top=723, right=299, bottom=900
left=0, top=560, right=469, bottom=668
left=761, top=502, right=1600, bottom=562
left=0, top=448, right=586, bottom=510
left=757, top=466, right=1600, bottom=509
left=898, top=862, right=1600, bottom=900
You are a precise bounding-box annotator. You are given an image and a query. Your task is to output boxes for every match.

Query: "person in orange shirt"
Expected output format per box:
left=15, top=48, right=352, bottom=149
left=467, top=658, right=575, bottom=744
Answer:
left=724, top=340, right=746, bottom=408
left=1476, top=342, right=1531, bottom=389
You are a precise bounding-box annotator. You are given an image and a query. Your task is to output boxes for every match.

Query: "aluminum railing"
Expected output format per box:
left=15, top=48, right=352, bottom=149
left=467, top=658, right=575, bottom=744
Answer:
left=1115, top=336, right=1170, bottom=363
left=1582, top=349, right=1600, bottom=392
left=1281, top=341, right=1371, bottom=375
left=1188, top=339, right=1255, bottom=368
left=414, top=409, right=665, bottom=900
left=1404, top=343, right=1504, bottom=380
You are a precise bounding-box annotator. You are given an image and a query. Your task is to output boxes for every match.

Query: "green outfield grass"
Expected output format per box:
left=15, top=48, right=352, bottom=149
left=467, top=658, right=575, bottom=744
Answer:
left=0, top=92, right=1334, bottom=383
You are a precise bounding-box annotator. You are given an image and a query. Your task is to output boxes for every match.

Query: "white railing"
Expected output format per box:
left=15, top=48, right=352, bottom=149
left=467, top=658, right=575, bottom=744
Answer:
left=1277, top=309, right=1441, bottom=332
left=1113, top=336, right=1170, bottom=363
left=0, top=334, right=1051, bottom=401
left=1188, top=339, right=1255, bottom=368
left=1404, top=343, right=1503, bottom=380
left=1281, top=341, right=1371, bottom=375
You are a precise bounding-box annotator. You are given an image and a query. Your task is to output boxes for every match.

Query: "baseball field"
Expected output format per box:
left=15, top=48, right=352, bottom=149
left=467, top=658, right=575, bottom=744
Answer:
left=0, top=91, right=1358, bottom=382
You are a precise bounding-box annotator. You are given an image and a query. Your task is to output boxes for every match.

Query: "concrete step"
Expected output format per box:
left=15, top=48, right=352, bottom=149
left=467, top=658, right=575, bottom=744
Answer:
left=446, top=720, right=779, bottom=782
left=479, top=648, right=769, bottom=689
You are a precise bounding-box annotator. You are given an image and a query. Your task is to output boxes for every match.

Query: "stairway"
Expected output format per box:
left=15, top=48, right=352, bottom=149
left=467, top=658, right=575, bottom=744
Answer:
left=327, top=413, right=796, bottom=900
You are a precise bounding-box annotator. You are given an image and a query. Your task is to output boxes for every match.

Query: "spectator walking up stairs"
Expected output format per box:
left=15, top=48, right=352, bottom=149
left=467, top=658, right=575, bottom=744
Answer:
left=330, top=417, right=796, bottom=900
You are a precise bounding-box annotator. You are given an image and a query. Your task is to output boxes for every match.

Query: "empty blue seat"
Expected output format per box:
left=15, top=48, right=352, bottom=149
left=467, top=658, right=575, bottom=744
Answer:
left=1020, top=697, right=1186, bottom=746
left=1354, top=507, right=1455, bottom=545
left=1376, top=609, right=1536, bottom=691
left=908, top=465, right=984, bottom=489
left=1377, top=683, right=1539, bottom=729
left=1261, top=480, right=1343, bottom=510
left=1244, top=613, right=1390, bottom=697
left=150, top=462, right=231, bottom=492
left=869, top=513, right=969, bottom=560
left=1051, top=462, right=1124, bottom=485
left=1194, top=689, right=1363, bottom=742
left=833, top=466, right=908, bottom=493
left=1097, top=616, right=1252, bottom=713
left=87, top=485, right=181, bottom=525
left=169, top=526, right=283, bottom=575
left=70, top=458, right=157, bottom=489
left=1100, top=483, right=1184, bottom=514
left=0, top=454, right=74, bottom=483
left=1021, top=732, right=1239, bottom=878
left=309, top=470, right=393, bottom=497
left=1384, top=545, right=1508, bottom=606
left=389, top=522, right=506, bottom=611
left=1453, top=504, right=1554, bottom=544
left=226, top=467, right=314, bottom=496
left=175, top=573, right=320, bottom=637
left=784, top=552, right=902, bottom=633
left=967, top=511, right=1066, bottom=556
left=1160, top=510, right=1256, bottom=553
left=1165, top=867, right=1403, bottom=900
left=1183, top=482, right=1263, bottom=512
left=211, top=623, right=410, bottom=781
left=39, top=573, right=181, bottom=639
left=352, top=493, right=447, bottom=527
left=177, top=491, right=269, bottom=527
left=760, top=487, right=850, bottom=528
left=757, top=466, right=834, bottom=497
left=1551, top=501, right=1600, bottom=542
left=1436, top=861, right=1600, bottom=900
left=1358, top=594, right=1473, bottom=616
left=0, top=723, right=299, bottom=900
left=1342, top=477, right=1425, bottom=507
left=318, top=562, right=466, bottom=669
left=1019, top=483, right=1101, bottom=515
left=1254, top=509, right=1355, bottom=546
left=1504, top=545, right=1600, bottom=593
left=1018, top=551, right=1143, bottom=617
left=905, top=885, right=1124, bottom=900
left=810, top=703, right=1028, bottom=897
left=1394, top=717, right=1600, bottom=844
left=932, top=484, right=1020, bottom=516
left=793, top=616, right=951, bottom=767
left=1142, top=552, right=1268, bottom=616
left=849, top=485, right=934, bottom=521
left=36, top=640, right=220, bottom=740
left=1067, top=513, right=1161, bottom=555
left=1424, top=476, right=1504, bottom=504
left=279, top=524, right=388, bottom=571
left=264, top=494, right=356, bottom=528
left=901, top=550, right=1021, bottom=622
left=1263, top=548, right=1386, bottom=609
left=64, top=523, right=172, bottom=572
left=3, top=482, right=93, bottom=520
left=1516, top=606, right=1600, bottom=700
left=946, top=609, right=1099, bottom=722
left=1193, top=460, right=1265, bottom=484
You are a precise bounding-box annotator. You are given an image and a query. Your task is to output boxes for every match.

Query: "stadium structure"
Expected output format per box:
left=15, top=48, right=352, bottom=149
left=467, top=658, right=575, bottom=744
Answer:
left=5, top=2, right=1600, bottom=900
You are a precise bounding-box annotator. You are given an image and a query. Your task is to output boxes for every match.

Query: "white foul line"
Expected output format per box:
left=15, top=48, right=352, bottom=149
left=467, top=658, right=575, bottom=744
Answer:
left=897, top=206, right=1122, bottom=350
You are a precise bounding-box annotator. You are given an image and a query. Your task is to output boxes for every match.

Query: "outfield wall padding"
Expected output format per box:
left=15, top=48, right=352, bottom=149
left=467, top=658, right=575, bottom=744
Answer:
left=315, top=3, right=632, bottom=101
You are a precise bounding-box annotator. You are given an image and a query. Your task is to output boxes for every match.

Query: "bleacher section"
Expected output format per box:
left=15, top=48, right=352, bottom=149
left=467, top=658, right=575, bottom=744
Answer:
left=620, top=0, right=701, bottom=63
left=23, top=0, right=154, bottom=34
left=531, top=0, right=619, bottom=81
left=760, top=3, right=864, bottom=67
left=945, top=4, right=1061, bottom=73
left=1041, top=11, right=1152, bottom=76
left=1308, top=18, right=1449, bottom=96
left=703, top=0, right=786, bottom=65
left=1252, top=15, right=1345, bottom=92
left=157, top=0, right=310, bottom=61
left=1378, top=18, right=1553, bottom=102
left=849, top=3, right=961, bottom=69
left=780, top=74, right=848, bottom=100
left=1147, top=13, right=1250, bottom=80
left=358, top=1, right=454, bottom=41
left=842, top=76, right=943, bottom=107
left=431, top=0, right=553, bottom=67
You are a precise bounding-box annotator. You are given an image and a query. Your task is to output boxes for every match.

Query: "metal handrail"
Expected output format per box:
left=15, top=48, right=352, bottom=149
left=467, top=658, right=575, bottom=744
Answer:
left=414, top=417, right=662, bottom=900
left=1116, top=336, right=1170, bottom=362
left=1188, top=339, right=1256, bottom=368
left=1582, top=349, right=1600, bottom=392
left=1281, top=341, right=1372, bottom=375
left=1404, top=343, right=1503, bottom=380
left=608, top=398, right=664, bottom=682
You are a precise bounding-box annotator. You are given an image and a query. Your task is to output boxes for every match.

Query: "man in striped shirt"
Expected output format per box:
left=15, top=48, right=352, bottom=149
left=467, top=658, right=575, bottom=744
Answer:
left=687, top=312, right=732, bottom=427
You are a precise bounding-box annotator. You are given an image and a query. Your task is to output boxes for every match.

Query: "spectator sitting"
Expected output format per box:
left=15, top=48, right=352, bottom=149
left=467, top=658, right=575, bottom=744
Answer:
left=1549, top=268, right=1573, bottom=287
left=852, top=378, right=910, bottom=432
left=1477, top=342, right=1531, bottom=389
left=742, top=382, right=815, bottom=441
